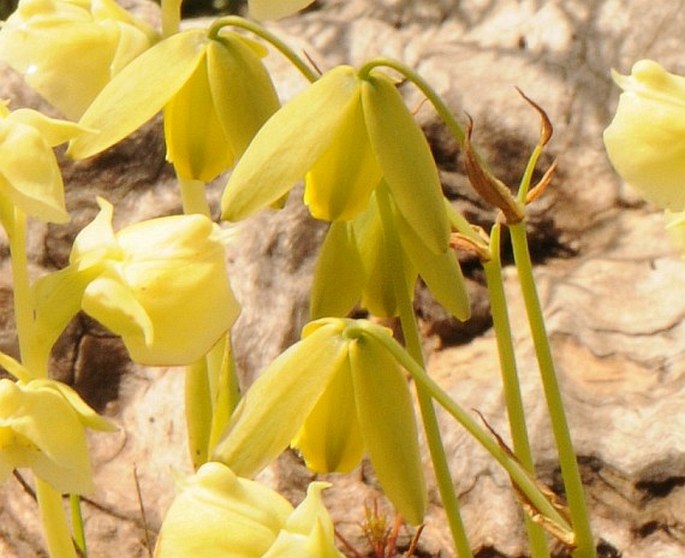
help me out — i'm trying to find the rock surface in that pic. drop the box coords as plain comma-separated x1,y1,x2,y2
2,0,685,557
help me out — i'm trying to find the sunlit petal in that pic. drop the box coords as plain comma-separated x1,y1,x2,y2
362,71,449,253
221,66,359,221
349,332,426,525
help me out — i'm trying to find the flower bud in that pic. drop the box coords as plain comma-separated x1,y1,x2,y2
604,60,685,211
153,462,341,557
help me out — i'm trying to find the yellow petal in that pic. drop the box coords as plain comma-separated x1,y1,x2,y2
0,119,69,223
304,92,382,221
221,65,360,222
164,50,234,181
361,71,449,253
68,30,207,159
207,35,280,162
0,378,94,494
354,193,416,317
154,462,292,558
604,60,685,211
6,108,88,146
396,208,471,320
82,273,154,343
212,320,348,477
291,357,364,473
248,0,316,20
349,334,426,525
310,221,365,319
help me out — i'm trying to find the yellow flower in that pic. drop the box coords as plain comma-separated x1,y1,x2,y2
0,352,114,494
0,0,157,120
604,59,685,211
153,462,341,558
311,185,470,319
68,28,279,182
221,65,450,254
213,318,426,525
33,198,240,366
248,0,316,20
0,104,85,224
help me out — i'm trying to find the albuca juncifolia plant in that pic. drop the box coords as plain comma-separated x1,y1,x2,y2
0,0,601,557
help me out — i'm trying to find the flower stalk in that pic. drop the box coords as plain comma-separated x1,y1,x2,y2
483,223,549,557
375,184,473,558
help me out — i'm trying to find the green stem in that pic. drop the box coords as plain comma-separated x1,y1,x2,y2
375,185,473,558
509,222,595,558
7,208,42,376
70,495,87,557
209,16,319,83
185,357,212,469
483,224,549,558
517,144,543,204
357,58,465,145
178,177,211,216
35,479,78,558
207,333,241,455
161,0,182,38
363,327,573,536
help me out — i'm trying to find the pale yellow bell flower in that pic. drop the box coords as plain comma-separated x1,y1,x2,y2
68,29,279,183
221,65,450,254
213,318,427,526
604,59,685,211
311,186,470,320
0,0,157,120
33,198,240,366
153,461,341,558
0,103,85,224
0,352,115,495
248,0,316,20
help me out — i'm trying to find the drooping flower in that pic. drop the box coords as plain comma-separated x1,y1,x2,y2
153,461,342,558
0,0,157,120
68,27,280,183
604,59,685,211
248,0,316,20
0,103,86,224
32,198,240,366
220,64,450,255
213,318,426,526
0,352,115,495
311,184,470,319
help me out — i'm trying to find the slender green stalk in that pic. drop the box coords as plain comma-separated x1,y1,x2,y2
362,326,573,536
178,177,211,217
7,211,81,557
185,357,212,469
375,185,473,558
70,494,87,557
483,224,549,558
357,58,465,145
161,0,182,38
35,476,78,557
207,334,241,455
509,222,595,558
209,16,319,83
7,209,41,376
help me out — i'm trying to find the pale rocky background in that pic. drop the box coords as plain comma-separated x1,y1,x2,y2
2,0,685,556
